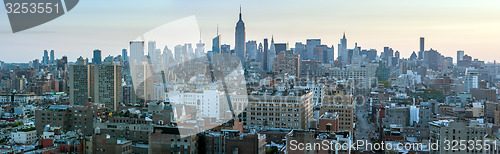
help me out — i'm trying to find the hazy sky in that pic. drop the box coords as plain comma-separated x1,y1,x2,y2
1,0,500,63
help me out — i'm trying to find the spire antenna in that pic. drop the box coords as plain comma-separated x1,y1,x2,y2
239,5,242,20
199,31,202,43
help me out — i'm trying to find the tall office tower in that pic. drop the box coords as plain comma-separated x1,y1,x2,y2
306,39,321,60
148,41,157,58
221,44,231,53
50,50,54,64
235,6,246,62
465,68,480,93
274,43,287,54
122,49,128,61
351,43,361,65
43,50,49,65
383,47,394,60
93,49,102,65
130,41,145,62
263,38,269,71
327,45,334,64
212,35,221,53
246,40,257,60
392,50,400,67
295,42,305,56
257,43,263,62
267,37,276,71
410,51,418,60
93,57,122,112
174,45,185,62
195,39,205,58
457,50,464,63
273,51,301,77
424,49,442,71
366,49,377,61
419,37,425,60
338,33,348,66
163,45,175,66
69,57,90,106
185,43,194,60
57,56,68,71
313,45,328,63
122,85,136,105
400,59,409,74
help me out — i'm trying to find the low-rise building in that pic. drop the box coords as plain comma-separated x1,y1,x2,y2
429,120,491,154
148,127,198,154
11,129,36,144
35,103,106,135
246,92,313,130
94,134,132,154
199,130,266,153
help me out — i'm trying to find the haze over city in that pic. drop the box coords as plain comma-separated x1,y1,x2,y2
3,1,500,153
1,0,500,63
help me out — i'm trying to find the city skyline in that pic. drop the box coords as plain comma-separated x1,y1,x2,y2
3,1,500,153
2,0,500,63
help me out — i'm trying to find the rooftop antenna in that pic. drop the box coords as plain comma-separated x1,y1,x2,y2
217,24,219,36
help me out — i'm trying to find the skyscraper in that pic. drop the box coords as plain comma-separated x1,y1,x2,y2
122,49,128,61
50,50,54,64
246,40,257,60
221,44,231,53
235,6,246,62
267,36,276,71
465,68,480,93
457,50,464,63
295,42,305,56
93,49,102,65
130,41,145,62
424,49,442,71
93,57,122,112
212,35,221,53
185,43,193,59
263,38,268,71
43,50,49,65
148,41,157,58
70,57,90,106
338,33,348,66
306,39,321,60
419,37,425,60
257,43,263,62
351,43,361,65
195,39,205,58
174,45,186,62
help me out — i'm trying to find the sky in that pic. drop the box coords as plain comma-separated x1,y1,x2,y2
1,0,500,63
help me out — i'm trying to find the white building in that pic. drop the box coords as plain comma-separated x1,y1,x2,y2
168,89,223,120
168,88,248,121
301,83,325,106
130,41,145,62
466,68,480,93
410,105,419,126
11,130,36,144
0,93,37,103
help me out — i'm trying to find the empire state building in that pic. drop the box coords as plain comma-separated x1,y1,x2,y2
235,6,246,62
